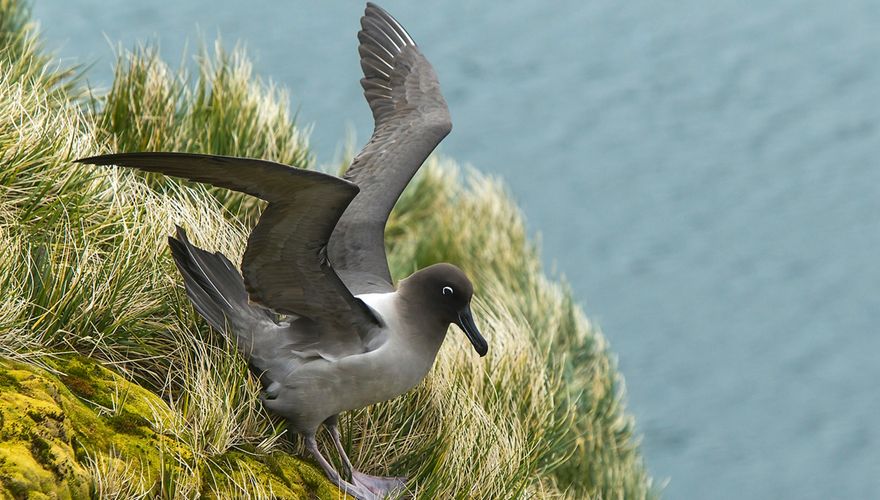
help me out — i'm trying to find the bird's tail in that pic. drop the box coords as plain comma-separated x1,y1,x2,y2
167,225,273,335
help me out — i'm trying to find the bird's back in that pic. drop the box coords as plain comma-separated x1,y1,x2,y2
166,227,379,393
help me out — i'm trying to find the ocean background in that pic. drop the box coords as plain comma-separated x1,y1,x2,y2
32,1,879,498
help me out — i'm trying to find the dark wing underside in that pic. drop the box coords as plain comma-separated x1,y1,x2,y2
328,2,452,294
76,152,377,331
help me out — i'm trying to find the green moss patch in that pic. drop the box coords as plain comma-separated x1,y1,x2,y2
0,361,92,499
0,371,21,391
104,410,150,436
0,357,341,498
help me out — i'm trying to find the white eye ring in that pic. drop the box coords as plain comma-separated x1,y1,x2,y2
442,286,454,296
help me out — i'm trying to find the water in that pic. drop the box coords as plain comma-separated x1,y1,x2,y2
32,1,880,498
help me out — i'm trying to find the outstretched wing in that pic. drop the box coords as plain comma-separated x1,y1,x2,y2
328,2,452,293
76,152,377,329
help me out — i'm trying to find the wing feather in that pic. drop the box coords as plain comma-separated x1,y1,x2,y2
328,2,452,293
77,152,377,329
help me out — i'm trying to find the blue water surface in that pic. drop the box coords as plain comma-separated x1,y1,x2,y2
32,1,880,498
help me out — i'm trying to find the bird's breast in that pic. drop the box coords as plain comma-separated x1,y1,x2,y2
339,291,445,406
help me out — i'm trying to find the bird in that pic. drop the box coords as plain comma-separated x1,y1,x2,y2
76,3,487,499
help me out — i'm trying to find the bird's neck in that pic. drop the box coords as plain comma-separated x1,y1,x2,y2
397,294,449,361
359,290,448,359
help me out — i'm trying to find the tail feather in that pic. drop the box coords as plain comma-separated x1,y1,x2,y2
168,226,272,334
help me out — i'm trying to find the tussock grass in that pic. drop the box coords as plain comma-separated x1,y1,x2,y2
93,41,311,223
85,449,151,500
155,327,284,460
0,1,656,497
202,460,276,500
0,0,77,96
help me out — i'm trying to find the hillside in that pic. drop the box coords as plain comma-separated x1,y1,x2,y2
0,1,655,497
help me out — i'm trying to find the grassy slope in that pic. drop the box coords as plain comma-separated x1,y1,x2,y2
0,1,656,498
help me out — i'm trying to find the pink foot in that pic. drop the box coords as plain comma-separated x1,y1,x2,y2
351,470,409,499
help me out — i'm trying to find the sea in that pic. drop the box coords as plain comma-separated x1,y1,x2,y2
32,1,880,498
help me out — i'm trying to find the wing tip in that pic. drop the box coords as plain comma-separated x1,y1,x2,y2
74,154,113,165
174,224,189,242
74,152,161,166
364,2,383,16
361,3,416,49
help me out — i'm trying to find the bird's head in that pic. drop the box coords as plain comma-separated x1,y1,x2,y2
400,263,487,356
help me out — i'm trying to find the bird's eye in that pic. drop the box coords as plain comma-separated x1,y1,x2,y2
442,286,454,296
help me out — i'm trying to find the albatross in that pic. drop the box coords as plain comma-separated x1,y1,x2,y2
77,3,486,499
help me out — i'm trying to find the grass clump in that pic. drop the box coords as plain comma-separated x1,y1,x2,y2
84,448,151,500
0,0,656,497
93,41,312,223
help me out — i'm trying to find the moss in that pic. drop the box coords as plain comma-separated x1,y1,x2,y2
0,357,341,498
58,374,96,399
203,451,345,500
0,371,21,391
29,435,55,472
57,358,113,408
279,454,344,500
260,452,295,490
104,410,149,436
0,360,99,498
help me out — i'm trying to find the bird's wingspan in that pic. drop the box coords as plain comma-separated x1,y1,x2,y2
76,152,379,331
328,2,452,294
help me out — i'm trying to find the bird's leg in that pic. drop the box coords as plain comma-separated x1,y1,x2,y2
303,434,376,500
326,422,356,476
326,423,409,498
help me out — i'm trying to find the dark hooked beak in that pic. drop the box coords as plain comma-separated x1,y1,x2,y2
455,304,488,357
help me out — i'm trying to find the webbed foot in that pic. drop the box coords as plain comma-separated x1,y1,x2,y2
351,471,410,499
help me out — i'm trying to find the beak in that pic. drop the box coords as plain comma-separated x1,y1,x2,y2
455,304,488,357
